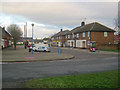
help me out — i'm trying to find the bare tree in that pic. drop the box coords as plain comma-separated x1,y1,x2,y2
7,24,23,49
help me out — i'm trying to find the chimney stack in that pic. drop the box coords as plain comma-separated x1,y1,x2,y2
2,27,5,30
81,21,85,26
60,29,63,32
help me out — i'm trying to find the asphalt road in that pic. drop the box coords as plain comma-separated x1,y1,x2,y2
2,47,118,88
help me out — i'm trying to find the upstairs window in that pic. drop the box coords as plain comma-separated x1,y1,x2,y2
59,36,60,39
76,33,79,38
88,32,90,37
52,37,54,40
83,32,85,37
72,33,74,38
68,35,70,38
66,35,68,38
61,36,62,39
104,32,108,37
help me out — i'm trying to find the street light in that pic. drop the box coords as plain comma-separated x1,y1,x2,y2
31,23,34,54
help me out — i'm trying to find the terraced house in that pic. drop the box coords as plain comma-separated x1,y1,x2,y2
51,22,115,49
51,29,69,47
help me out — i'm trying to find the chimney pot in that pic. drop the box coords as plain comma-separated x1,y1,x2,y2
61,29,63,32
81,21,85,26
2,27,5,30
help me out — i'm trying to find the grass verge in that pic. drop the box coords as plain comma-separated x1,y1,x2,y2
101,49,120,52
23,70,119,88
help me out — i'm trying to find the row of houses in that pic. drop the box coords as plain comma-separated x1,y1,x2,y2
51,22,116,49
0,26,12,49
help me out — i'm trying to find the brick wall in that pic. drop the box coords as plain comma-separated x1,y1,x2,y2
91,32,114,49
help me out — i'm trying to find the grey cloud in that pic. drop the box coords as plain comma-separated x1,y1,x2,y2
1,2,118,28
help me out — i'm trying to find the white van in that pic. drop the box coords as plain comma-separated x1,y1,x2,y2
34,46,50,52
33,44,50,52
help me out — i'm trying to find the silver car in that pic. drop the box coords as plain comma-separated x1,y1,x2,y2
34,46,50,52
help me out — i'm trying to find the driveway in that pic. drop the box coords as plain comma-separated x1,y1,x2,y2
2,47,118,88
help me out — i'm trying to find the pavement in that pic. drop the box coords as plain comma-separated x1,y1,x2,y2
2,46,74,62
2,46,118,88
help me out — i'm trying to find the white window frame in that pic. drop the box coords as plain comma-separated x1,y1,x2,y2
66,35,68,39
59,36,60,39
77,33,79,38
61,36,62,39
88,32,90,37
68,35,70,38
104,32,108,37
83,32,85,37
72,33,74,38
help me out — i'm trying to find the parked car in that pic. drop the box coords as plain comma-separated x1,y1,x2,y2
34,46,50,52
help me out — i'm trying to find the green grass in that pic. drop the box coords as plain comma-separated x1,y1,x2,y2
101,49,120,52
23,70,119,88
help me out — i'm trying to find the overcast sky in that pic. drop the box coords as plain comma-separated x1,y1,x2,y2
0,0,118,39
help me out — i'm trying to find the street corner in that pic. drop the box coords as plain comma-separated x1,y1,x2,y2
2,49,75,62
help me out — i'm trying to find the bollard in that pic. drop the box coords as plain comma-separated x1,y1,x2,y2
58,49,59,54
60,49,62,54
98,48,100,53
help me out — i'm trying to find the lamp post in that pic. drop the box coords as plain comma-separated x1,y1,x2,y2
31,23,34,54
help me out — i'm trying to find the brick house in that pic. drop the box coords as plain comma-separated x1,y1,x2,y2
51,31,61,46
51,22,115,49
70,22,115,49
51,29,69,47
0,26,12,49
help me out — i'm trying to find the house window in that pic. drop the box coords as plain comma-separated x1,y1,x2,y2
83,32,85,37
61,36,62,39
88,32,90,37
68,35,70,38
66,35,68,38
104,32,108,37
77,33,79,38
59,36,60,39
72,33,74,38
52,37,54,40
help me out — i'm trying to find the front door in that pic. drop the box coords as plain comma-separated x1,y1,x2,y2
82,41,85,48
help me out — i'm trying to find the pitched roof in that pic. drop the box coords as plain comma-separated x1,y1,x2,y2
56,30,70,36
0,26,11,39
72,22,115,33
51,32,61,38
51,30,70,37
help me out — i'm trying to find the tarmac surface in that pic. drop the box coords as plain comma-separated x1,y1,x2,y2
2,46,118,88
2,46,74,62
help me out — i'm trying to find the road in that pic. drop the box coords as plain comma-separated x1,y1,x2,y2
2,47,118,88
